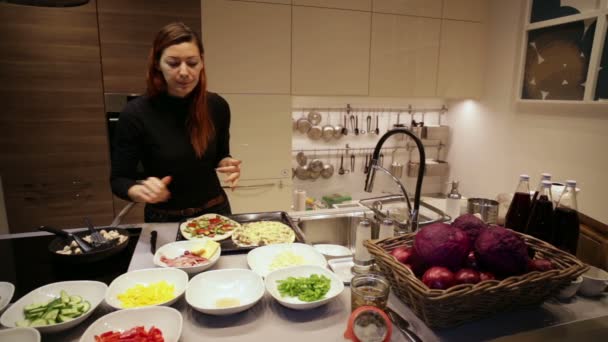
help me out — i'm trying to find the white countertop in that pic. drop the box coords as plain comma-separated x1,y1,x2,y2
3,218,608,341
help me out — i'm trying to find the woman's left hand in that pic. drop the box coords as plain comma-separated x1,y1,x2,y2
216,157,242,190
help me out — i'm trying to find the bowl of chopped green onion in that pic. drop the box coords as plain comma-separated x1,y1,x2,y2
265,265,344,310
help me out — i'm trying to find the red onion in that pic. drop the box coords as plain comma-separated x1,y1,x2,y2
528,259,554,272
390,246,414,264
422,267,455,290
454,268,481,285
479,272,496,281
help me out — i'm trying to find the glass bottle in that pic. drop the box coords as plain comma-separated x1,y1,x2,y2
525,180,554,243
553,180,580,255
505,174,532,233
531,173,552,208
378,218,395,240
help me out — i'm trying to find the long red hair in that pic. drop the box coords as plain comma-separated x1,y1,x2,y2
146,22,214,158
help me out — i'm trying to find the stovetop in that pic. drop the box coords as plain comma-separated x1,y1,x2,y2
0,228,142,301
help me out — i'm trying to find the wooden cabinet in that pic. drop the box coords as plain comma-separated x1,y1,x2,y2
292,6,371,95
202,0,291,94
97,0,200,94
369,13,441,97
578,224,608,271
436,20,485,99
0,0,113,232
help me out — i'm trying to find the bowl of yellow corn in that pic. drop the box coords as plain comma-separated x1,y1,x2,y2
105,268,188,310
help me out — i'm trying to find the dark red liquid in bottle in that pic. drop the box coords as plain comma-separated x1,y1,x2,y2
525,195,554,243
505,192,531,233
552,207,580,255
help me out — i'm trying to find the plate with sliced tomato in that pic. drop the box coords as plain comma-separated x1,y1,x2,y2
179,214,241,241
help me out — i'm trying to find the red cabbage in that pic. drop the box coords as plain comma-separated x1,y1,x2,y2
451,214,487,247
414,223,470,270
474,227,530,277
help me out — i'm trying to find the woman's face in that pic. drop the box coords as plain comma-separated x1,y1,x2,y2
158,41,203,98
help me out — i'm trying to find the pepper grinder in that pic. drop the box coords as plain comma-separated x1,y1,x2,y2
446,181,462,221
353,219,373,274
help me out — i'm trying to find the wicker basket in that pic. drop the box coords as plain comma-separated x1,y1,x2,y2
365,230,588,328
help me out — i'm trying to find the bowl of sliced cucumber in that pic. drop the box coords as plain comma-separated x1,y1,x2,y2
0,280,107,334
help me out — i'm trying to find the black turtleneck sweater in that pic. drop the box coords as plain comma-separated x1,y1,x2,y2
110,92,231,209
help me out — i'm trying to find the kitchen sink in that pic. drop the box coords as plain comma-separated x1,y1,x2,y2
292,210,371,249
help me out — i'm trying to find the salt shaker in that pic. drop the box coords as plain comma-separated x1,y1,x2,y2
446,181,462,220
353,219,373,274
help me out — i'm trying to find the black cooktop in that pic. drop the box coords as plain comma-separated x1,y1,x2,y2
0,228,142,302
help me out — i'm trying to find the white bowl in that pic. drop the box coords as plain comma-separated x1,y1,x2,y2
0,281,106,334
556,276,583,300
247,243,328,278
153,239,221,274
265,265,344,310
0,327,40,342
578,266,608,297
186,269,265,315
79,306,182,342
106,268,188,310
0,281,15,313
313,244,352,258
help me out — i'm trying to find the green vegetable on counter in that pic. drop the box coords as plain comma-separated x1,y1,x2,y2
276,274,331,302
15,290,90,327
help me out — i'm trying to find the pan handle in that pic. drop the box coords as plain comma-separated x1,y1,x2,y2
39,225,70,238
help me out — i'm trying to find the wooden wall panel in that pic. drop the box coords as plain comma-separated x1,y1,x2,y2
97,0,201,94
0,0,114,232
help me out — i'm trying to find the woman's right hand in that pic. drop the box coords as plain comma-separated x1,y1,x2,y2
128,176,172,204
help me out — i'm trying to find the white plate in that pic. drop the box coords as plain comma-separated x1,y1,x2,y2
79,306,182,342
313,244,352,258
179,214,241,241
247,243,327,278
0,281,106,334
186,269,265,315
328,257,355,284
153,239,221,274
0,281,15,313
0,327,40,342
105,268,188,310
265,265,344,310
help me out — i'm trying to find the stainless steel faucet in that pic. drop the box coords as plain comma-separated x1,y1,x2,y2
364,128,426,232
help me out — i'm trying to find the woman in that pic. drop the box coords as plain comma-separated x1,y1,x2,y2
110,22,241,222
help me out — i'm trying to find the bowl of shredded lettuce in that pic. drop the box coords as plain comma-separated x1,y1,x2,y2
265,265,344,310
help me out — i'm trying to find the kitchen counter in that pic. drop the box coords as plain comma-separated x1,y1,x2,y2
2,220,608,341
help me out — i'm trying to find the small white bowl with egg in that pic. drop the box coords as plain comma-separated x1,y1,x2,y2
247,243,327,278
79,306,182,342
265,265,344,310
153,239,221,274
186,269,265,315
105,268,188,310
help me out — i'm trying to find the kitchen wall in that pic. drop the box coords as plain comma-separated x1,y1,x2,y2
447,0,608,223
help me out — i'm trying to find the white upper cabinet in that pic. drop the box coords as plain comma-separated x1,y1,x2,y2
436,20,485,99
225,178,293,214
292,6,371,95
202,0,291,94
370,13,441,97
221,94,292,180
373,0,442,18
442,0,487,22
293,0,371,11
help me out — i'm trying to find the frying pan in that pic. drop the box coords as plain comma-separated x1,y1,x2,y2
40,225,131,264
